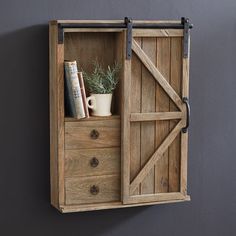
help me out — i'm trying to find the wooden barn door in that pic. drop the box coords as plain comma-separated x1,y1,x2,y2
122,28,190,204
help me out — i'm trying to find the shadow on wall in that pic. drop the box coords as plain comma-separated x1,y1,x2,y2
0,25,51,218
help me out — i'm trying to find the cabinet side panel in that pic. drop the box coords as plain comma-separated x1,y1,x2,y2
57,43,65,205
49,23,59,209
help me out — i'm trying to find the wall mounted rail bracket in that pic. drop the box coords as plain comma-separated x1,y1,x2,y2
125,17,133,60
182,17,190,58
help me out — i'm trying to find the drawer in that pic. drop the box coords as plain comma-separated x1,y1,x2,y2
65,175,120,205
65,119,120,149
65,148,120,177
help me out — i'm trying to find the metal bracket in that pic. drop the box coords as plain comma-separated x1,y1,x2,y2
58,24,64,44
125,17,133,60
182,97,190,133
182,17,190,58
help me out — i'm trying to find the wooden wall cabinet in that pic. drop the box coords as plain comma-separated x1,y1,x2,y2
49,19,191,213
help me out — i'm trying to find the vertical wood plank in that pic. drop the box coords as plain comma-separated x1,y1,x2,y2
140,38,156,194
130,38,142,195
121,30,131,203
114,33,124,115
155,38,171,193
50,23,65,208
169,37,182,192
57,43,65,205
180,36,190,195
49,23,59,209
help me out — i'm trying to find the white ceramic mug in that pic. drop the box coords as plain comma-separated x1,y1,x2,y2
86,94,112,116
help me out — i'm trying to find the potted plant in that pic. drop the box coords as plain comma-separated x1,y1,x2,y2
83,61,120,116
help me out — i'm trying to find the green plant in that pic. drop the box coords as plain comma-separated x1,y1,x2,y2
83,61,120,94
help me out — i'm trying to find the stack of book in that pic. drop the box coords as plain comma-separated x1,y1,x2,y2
64,60,89,119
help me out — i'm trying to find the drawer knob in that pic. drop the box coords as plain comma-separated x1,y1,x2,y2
90,185,99,195
90,157,99,167
90,129,99,139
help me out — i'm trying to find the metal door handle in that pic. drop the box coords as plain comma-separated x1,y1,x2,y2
182,97,190,133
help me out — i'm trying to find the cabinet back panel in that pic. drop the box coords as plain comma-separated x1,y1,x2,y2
64,31,123,116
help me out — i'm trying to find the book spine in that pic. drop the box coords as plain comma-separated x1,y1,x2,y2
64,61,86,119
64,67,76,117
78,72,90,118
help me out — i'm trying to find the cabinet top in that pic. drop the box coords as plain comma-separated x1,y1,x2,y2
50,20,181,25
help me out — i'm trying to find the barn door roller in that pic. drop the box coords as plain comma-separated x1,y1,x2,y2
125,17,133,59
182,17,190,58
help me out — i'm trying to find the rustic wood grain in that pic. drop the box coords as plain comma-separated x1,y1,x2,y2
180,42,190,195
130,37,142,195
130,120,184,194
121,30,131,203
65,175,120,204
65,119,120,149
64,32,116,73
132,39,183,111
133,29,183,37
130,112,183,122
155,37,171,193
60,195,190,213
49,23,59,209
65,148,120,177
140,37,156,195
169,37,182,192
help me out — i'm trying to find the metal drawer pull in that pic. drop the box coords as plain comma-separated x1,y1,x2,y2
90,129,99,139
182,97,190,133
90,157,99,167
90,185,99,195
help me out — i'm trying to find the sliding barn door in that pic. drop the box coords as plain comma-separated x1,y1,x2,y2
122,28,189,204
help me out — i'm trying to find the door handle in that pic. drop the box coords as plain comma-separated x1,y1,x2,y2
182,97,190,133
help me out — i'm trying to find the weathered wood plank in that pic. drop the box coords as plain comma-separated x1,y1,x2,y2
57,43,65,206
126,192,186,204
180,42,190,195
130,120,184,194
130,37,142,195
133,29,183,37
60,195,190,213
155,37,171,193
65,148,120,177
65,175,120,204
130,112,183,122
65,119,120,149
169,37,182,192
132,39,183,110
49,23,59,209
140,37,156,195
121,30,132,203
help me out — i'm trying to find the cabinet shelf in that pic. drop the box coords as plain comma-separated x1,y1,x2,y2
65,115,120,122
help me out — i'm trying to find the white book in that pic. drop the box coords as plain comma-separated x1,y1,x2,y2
64,60,86,119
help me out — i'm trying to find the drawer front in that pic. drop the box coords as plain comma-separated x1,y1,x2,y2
65,148,120,177
65,175,120,204
65,119,120,149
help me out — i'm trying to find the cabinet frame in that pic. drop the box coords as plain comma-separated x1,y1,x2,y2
49,19,191,213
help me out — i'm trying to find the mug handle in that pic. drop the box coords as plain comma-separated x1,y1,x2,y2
86,96,96,109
